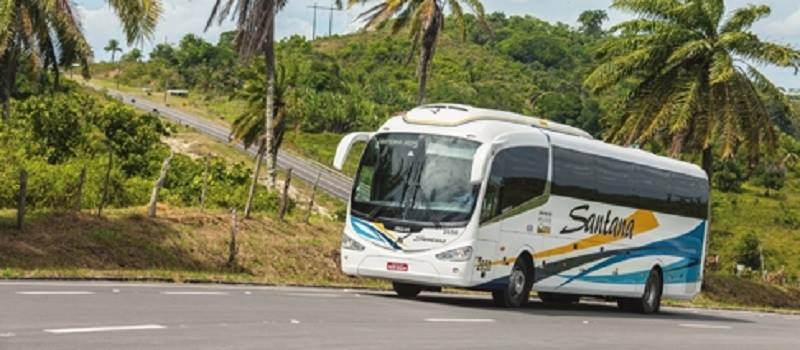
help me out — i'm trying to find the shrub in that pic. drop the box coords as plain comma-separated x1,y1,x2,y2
714,159,746,192
736,233,763,271
756,163,786,196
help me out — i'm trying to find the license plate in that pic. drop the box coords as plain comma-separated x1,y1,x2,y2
387,262,408,272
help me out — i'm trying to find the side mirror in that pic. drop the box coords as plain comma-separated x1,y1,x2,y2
333,132,373,170
470,143,493,185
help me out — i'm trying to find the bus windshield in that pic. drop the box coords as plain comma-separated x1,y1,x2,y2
351,133,480,226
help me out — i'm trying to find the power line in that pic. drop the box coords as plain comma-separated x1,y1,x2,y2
308,1,341,40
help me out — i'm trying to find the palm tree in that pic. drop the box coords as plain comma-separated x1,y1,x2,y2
0,0,162,120
585,0,800,178
105,39,123,88
206,0,287,217
346,0,489,105
230,62,296,217
105,39,123,63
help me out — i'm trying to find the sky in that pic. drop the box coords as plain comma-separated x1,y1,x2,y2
76,0,800,88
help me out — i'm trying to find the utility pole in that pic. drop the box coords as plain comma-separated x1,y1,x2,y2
328,0,335,36
310,2,317,40
308,2,341,39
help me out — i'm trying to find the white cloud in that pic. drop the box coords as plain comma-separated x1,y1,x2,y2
764,5,800,39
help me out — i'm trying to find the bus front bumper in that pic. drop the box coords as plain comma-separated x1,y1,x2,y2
341,250,475,288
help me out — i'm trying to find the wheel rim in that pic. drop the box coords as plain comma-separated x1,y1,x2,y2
510,268,526,296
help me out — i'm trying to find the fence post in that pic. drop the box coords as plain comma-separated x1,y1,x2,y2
17,169,27,231
227,208,238,269
97,150,113,217
200,157,209,211
304,171,321,223
278,168,293,221
74,166,86,212
147,151,175,218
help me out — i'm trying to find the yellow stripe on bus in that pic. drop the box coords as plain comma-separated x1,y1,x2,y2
533,210,659,260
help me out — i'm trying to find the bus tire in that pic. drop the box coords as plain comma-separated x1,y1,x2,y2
392,282,422,299
491,257,533,308
617,267,663,314
538,292,580,305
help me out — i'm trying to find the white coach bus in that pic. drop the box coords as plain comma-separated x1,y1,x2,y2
333,104,709,314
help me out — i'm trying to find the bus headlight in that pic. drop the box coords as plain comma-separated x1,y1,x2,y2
435,246,473,262
342,234,365,251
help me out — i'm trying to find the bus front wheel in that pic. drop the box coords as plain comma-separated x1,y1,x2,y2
492,257,533,308
617,267,663,314
392,282,422,299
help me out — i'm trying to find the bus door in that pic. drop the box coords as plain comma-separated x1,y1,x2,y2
475,134,554,285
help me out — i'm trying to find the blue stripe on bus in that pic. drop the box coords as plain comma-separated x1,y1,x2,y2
474,222,705,290
556,222,705,286
350,217,402,250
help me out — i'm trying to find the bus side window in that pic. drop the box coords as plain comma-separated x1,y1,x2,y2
480,147,548,223
480,174,502,223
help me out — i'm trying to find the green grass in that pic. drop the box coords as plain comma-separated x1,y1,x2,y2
709,179,800,277
0,207,383,288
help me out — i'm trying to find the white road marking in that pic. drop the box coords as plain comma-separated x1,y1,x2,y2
783,316,800,320
287,293,341,298
0,332,15,337
160,291,228,295
424,318,496,323
244,291,252,295
679,323,732,330
16,291,95,295
290,319,301,324
44,324,166,334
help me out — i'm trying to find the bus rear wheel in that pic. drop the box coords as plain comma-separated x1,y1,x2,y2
392,282,422,299
492,257,533,308
617,268,662,314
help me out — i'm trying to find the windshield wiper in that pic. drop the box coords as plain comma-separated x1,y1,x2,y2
409,181,442,228
367,205,388,221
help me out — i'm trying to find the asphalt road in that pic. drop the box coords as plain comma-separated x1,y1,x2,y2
1,281,798,349
92,84,354,200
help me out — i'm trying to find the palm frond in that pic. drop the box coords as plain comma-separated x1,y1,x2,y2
611,0,682,21
702,0,725,31
447,0,465,40
726,32,800,71
0,0,16,53
720,4,770,33
106,0,163,44
708,51,734,85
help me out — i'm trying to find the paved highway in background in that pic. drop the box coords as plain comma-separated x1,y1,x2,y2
89,84,354,200
1,281,798,349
